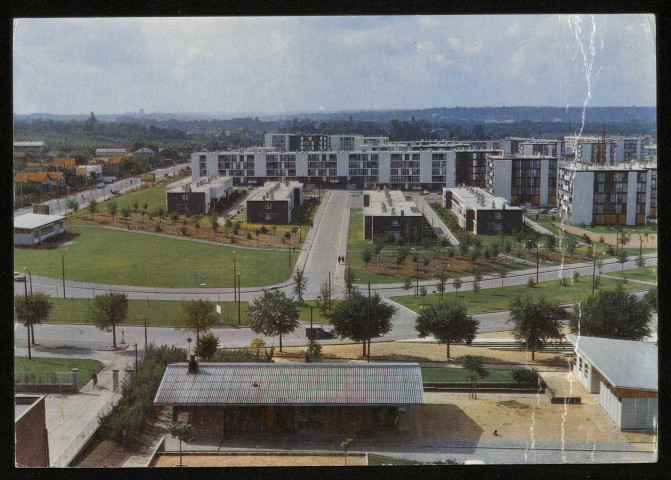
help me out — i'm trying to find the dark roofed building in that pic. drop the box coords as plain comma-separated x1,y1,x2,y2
154,362,424,437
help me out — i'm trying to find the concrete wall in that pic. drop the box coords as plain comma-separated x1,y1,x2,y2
247,200,290,224
570,171,594,226
15,396,49,467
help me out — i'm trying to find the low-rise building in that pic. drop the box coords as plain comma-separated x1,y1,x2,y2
14,213,66,246
14,141,46,155
246,181,303,224
14,172,66,194
557,162,656,225
15,395,49,467
153,361,424,437
363,190,424,242
566,335,657,431
443,187,523,235
52,157,76,170
95,148,127,157
76,165,103,180
166,176,233,214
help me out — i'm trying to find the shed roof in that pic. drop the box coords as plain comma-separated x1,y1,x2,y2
14,213,65,230
14,172,64,183
154,363,425,407
566,335,657,392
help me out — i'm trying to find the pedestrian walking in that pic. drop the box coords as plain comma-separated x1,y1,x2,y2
92,372,98,390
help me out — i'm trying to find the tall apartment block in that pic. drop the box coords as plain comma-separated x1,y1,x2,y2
485,155,558,207
557,162,657,226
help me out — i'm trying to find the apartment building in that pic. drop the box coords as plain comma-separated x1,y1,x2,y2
362,190,424,243
166,176,233,214
486,155,558,207
443,187,523,235
557,161,657,226
246,181,304,224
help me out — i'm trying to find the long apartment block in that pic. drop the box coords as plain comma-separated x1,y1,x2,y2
557,162,657,226
485,154,558,208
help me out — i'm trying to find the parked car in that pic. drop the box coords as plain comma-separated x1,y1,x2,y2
103,179,114,184
14,272,27,282
111,189,120,195
548,208,558,215
95,183,105,188
305,326,335,339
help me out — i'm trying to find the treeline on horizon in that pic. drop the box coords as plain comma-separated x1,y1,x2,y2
14,107,657,154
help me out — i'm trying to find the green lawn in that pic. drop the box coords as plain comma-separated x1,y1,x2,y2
346,209,370,251
606,266,657,283
41,297,252,327
391,275,645,314
91,186,169,214
14,226,297,287
15,357,105,389
296,299,337,325
421,367,514,383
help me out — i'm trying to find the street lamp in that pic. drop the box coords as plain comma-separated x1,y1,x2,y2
187,338,192,358
61,248,68,299
22,278,32,360
440,263,451,302
237,273,241,326
24,267,32,295
233,251,236,303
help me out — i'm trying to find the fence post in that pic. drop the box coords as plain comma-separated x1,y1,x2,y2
113,369,119,392
72,368,79,393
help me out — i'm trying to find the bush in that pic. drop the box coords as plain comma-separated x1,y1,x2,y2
260,225,269,235
154,224,162,232
180,226,188,235
232,222,241,235
512,367,538,383
211,347,274,362
246,232,252,240
527,276,536,287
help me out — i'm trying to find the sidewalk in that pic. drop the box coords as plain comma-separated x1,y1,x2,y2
45,355,132,466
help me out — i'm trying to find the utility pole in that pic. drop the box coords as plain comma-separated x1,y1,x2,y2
310,305,314,342
23,280,31,360
144,317,148,350
536,243,540,284
328,272,331,309
233,252,236,303
367,282,371,363
134,343,138,373
238,273,241,326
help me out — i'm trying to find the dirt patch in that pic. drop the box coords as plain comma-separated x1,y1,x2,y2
622,430,658,452
553,224,657,248
421,392,629,444
152,453,366,467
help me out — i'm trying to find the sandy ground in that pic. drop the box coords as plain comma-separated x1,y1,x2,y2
152,453,366,467
420,391,629,444
553,224,657,248
278,332,570,366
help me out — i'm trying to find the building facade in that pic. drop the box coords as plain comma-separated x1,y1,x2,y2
15,395,49,467
166,176,233,214
362,190,424,242
246,181,304,224
557,162,656,225
14,214,66,246
443,187,523,235
486,155,558,207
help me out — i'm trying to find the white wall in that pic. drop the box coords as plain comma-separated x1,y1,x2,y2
599,381,623,429
621,397,658,430
570,172,594,225
419,152,432,184
378,152,391,184
491,159,512,200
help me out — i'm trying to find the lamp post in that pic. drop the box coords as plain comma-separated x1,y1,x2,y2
536,242,540,284
309,304,314,342
134,343,138,373
25,267,32,295
233,251,236,303
23,279,31,360
61,248,67,299
440,263,451,302
237,273,241,326
367,282,371,363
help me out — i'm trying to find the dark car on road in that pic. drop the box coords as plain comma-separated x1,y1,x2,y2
305,326,335,339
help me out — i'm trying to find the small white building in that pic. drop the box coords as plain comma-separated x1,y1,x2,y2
566,335,657,431
14,214,66,246
76,164,103,180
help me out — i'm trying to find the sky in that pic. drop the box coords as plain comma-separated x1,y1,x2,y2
12,15,657,115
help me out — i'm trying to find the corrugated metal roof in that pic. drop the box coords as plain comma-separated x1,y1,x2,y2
566,335,657,392
14,213,65,229
154,363,425,407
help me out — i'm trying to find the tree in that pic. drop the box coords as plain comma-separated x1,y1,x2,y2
636,255,645,269
330,291,395,356
154,207,165,224
616,250,628,274
210,215,219,233
619,231,631,252
498,270,507,289
416,303,478,359
341,438,354,466
361,247,373,267
507,295,564,361
90,292,128,348
67,198,79,217
87,198,98,219
121,208,131,225
194,332,219,360
472,273,482,303
169,211,179,227
344,266,357,298
305,338,323,363
141,203,148,224
569,286,653,340
572,270,580,284
642,287,657,313
403,277,414,291
462,355,489,399
292,269,308,304
545,234,556,252
107,201,118,222
249,290,299,352
14,293,53,345
169,421,194,467
181,299,217,342
453,277,463,303
316,279,332,312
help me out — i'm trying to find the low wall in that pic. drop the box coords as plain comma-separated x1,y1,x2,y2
424,381,545,393
15,383,78,394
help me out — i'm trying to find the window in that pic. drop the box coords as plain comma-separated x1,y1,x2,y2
494,212,502,219
392,219,399,226
265,203,272,210
177,412,192,423
182,194,189,201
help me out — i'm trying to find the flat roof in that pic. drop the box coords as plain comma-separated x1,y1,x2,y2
14,141,45,147
154,363,425,407
14,213,65,230
445,187,520,211
566,335,657,392
247,181,302,203
169,176,232,194
363,190,421,217
558,161,656,172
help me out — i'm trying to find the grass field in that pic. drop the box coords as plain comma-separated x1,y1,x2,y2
41,297,252,327
14,226,297,287
421,366,515,383
391,275,645,314
15,357,105,389
606,266,657,283
346,209,369,251
95,186,169,214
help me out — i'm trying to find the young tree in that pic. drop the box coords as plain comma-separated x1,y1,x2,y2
415,303,479,359
498,270,507,289
304,338,324,363
507,295,564,361
292,269,308,304
169,421,194,467
107,201,118,222
14,293,53,345
316,279,332,312
90,292,128,348
121,208,131,225
452,277,463,303
569,286,653,340
194,332,220,360
170,211,179,227
329,291,395,357
66,198,79,217
572,270,580,284
181,299,217,342
616,250,628,274
472,272,483,303
341,438,354,466
142,202,148,224
87,198,98,219
462,355,490,399
344,266,357,298
361,247,373,268
636,255,645,269
249,290,299,352
403,277,414,291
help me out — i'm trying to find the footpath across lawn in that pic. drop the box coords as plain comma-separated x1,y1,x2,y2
391,275,645,314
15,357,104,389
